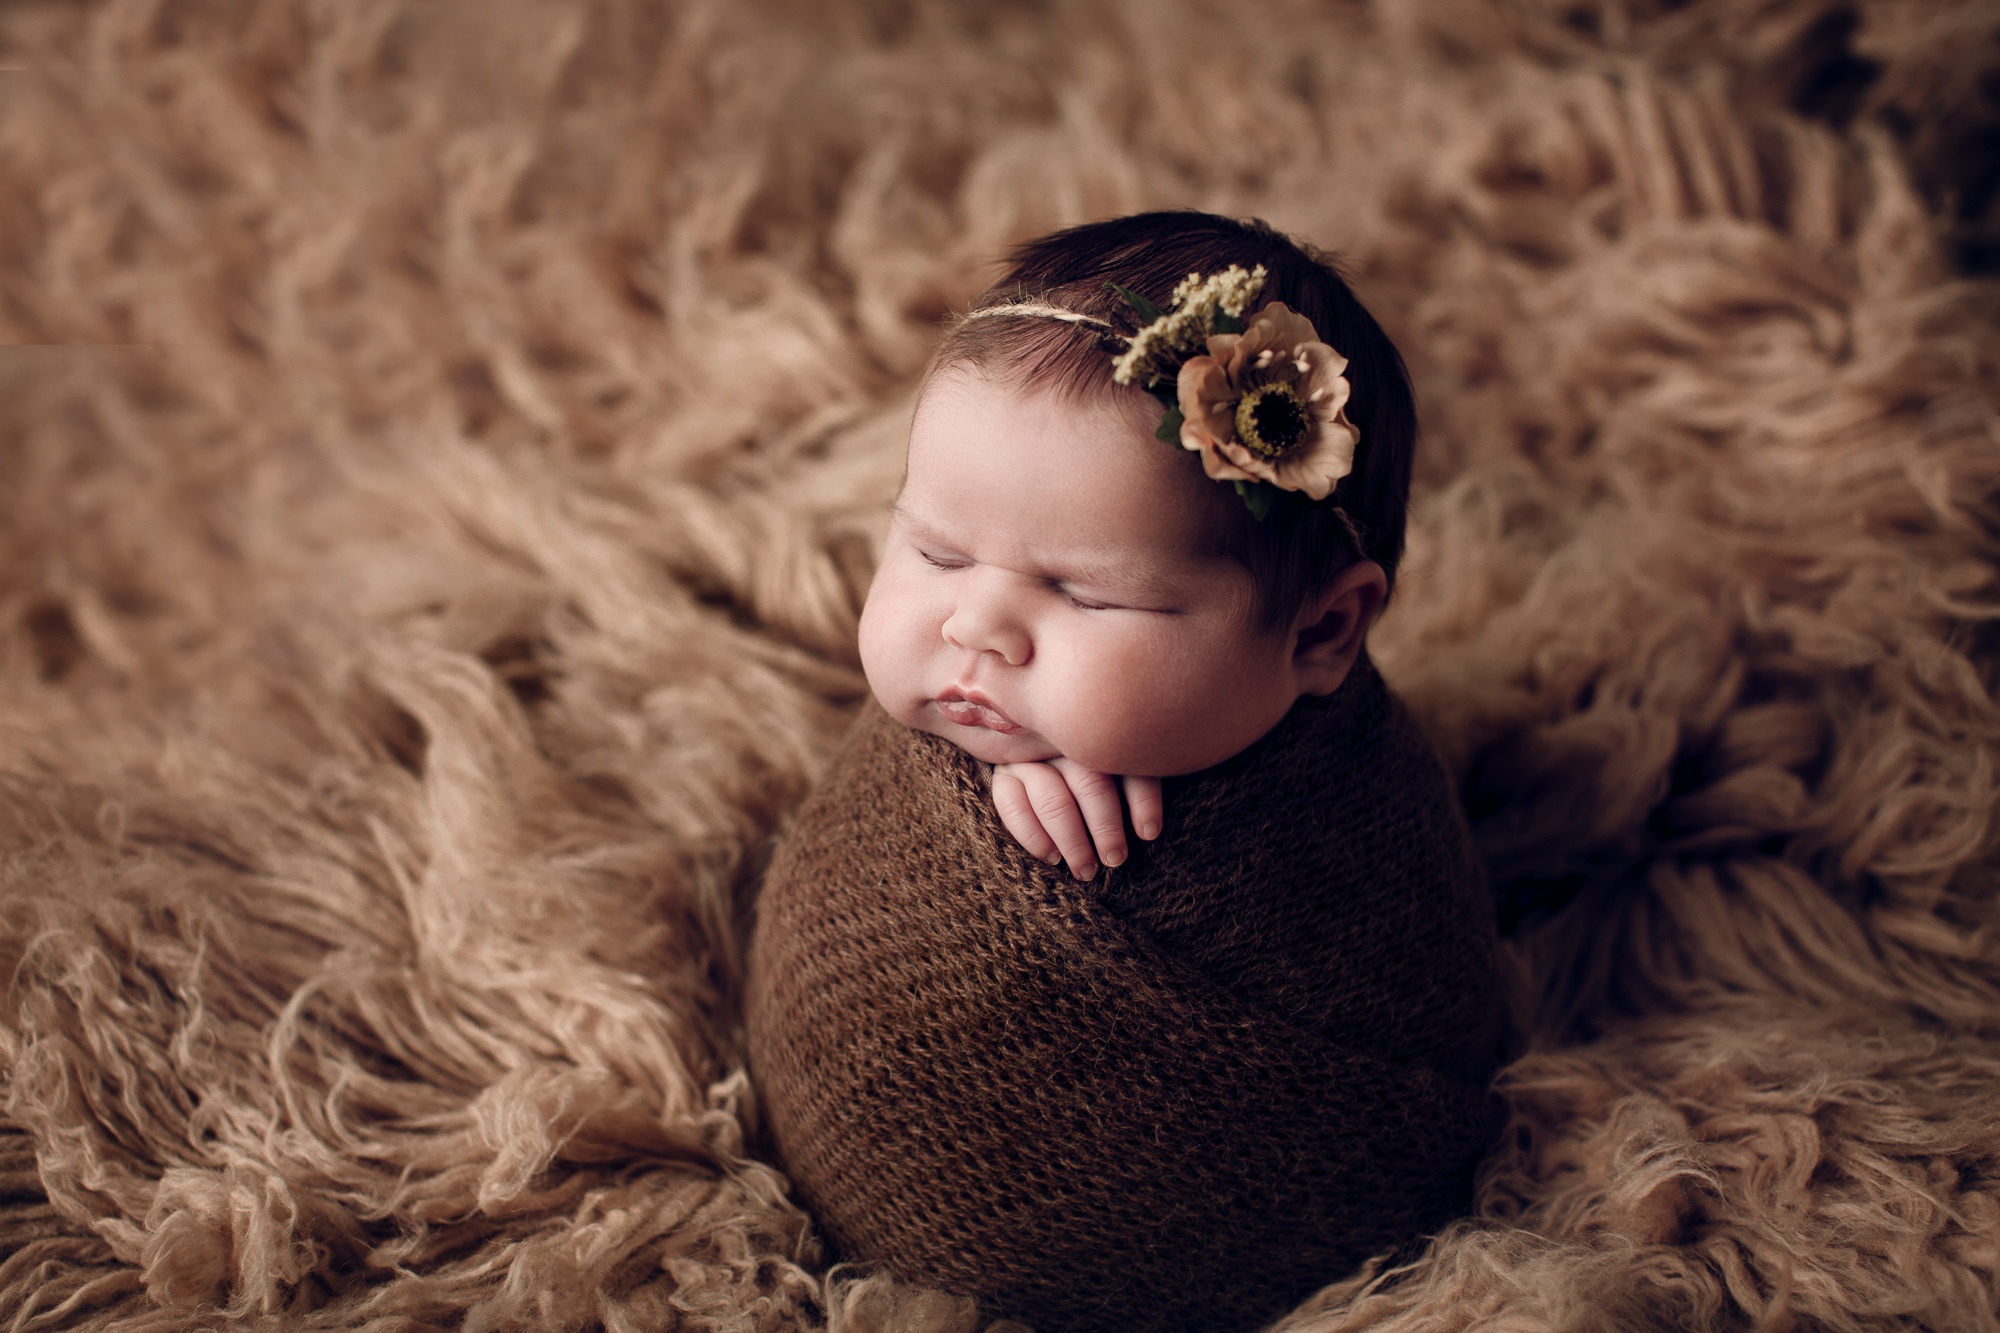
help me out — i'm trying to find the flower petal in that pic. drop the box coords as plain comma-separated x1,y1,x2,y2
1176,357,1240,450
1195,440,1262,485
1202,331,1244,367
1247,302,1317,351
1211,436,1282,488
1294,344,1352,413
1271,412,1358,500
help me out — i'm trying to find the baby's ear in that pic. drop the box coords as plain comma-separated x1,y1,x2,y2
1292,560,1387,695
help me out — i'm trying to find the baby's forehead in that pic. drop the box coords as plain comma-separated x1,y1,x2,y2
900,405,1242,602
898,486,1217,566
915,357,1148,425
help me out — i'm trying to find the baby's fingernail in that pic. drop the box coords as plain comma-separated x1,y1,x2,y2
1043,849,1063,865
1073,862,1098,880
1105,850,1125,868
1138,821,1160,840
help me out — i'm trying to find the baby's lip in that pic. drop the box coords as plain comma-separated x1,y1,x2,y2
935,687,1022,734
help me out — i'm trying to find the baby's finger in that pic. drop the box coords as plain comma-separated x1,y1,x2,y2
1054,761,1129,868
1015,763,1099,880
991,767,1062,867
1123,775,1164,841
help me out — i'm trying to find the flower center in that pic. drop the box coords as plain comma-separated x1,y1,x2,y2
1234,383,1312,459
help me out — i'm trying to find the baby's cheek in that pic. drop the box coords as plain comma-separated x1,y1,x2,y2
860,580,916,700
1061,628,1274,776
857,578,920,712
1048,637,1188,771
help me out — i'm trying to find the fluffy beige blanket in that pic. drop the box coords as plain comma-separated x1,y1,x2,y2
2,2,1997,1330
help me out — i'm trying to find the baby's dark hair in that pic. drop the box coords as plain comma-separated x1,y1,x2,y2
929,211,1417,632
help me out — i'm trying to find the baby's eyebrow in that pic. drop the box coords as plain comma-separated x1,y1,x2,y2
890,503,959,550
894,502,1186,607
1047,553,1184,602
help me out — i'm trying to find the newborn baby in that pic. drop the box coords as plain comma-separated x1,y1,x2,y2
746,212,1505,1333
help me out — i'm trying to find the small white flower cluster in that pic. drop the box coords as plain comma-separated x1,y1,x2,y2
1111,264,1268,391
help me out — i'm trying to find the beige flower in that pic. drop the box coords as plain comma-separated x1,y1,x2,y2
1174,302,1358,501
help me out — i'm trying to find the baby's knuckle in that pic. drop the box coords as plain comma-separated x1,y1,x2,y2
1032,792,1077,822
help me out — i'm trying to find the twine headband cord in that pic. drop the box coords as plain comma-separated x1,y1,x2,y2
958,302,1120,333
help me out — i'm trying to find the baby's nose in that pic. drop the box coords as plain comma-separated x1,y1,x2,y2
941,575,1031,667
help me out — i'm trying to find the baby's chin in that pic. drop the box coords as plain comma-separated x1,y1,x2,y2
877,702,1042,765
876,687,1141,770
917,719,1172,776
912,715,1062,767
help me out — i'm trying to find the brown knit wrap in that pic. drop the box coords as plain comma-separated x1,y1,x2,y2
745,658,1505,1333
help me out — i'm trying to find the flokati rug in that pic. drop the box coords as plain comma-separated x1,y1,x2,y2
3,1,1999,1329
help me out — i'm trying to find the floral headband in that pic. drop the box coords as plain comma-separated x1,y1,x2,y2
962,265,1358,521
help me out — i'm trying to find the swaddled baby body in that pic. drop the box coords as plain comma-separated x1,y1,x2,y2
746,213,1505,1333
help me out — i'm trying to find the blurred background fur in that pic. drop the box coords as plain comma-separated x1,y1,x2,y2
2,0,1999,1328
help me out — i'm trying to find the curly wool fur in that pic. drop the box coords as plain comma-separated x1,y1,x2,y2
1,1,1997,1330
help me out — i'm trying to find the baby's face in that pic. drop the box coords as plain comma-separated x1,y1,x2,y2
858,366,1308,777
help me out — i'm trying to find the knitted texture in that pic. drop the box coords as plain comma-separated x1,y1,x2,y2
745,658,1504,1333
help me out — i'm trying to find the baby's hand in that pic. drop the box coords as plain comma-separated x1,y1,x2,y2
990,758,1163,881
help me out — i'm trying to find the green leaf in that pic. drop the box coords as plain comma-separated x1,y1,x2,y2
1106,281,1165,324
1213,311,1245,335
1154,406,1185,444
1235,480,1274,521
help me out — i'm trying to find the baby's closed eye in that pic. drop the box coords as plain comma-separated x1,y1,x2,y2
1057,586,1116,611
